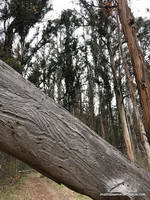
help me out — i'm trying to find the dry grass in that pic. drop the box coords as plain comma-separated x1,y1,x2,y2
0,173,91,200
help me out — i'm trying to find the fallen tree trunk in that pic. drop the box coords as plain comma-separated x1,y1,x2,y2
0,60,150,200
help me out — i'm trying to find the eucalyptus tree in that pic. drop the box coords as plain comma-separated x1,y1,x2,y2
136,17,150,73
0,0,51,73
56,9,82,113
77,0,114,140
120,16,150,165
118,0,150,144
27,9,85,117
77,0,136,160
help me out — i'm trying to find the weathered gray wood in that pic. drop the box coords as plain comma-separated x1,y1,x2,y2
100,193,146,200
0,60,150,200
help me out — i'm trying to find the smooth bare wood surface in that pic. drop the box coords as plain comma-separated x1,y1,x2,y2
100,193,146,200
0,60,150,200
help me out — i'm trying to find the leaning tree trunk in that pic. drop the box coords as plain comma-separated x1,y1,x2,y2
118,0,150,143
0,60,150,200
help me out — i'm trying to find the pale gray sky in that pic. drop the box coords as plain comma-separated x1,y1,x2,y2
52,0,73,14
130,0,150,17
52,0,150,18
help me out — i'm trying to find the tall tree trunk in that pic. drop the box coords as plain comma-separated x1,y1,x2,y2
109,51,135,161
4,19,16,57
87,69,95,130
0,60,150,200
123,59,150,166
117,17,150,165
108,101,116,146
118,0,150,143
98,87,106,139
116,89,135,162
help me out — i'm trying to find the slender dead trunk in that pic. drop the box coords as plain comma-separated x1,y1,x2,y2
108,102,116,146
117,92,135,162
139,119,150,167
0,60,150,199
120,102,135,161
118,0,150,143
87,73,95,130
98,86,106,139
123,60,150,166
109,50,135,161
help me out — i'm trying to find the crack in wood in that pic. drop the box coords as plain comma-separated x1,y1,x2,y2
109,181,125,192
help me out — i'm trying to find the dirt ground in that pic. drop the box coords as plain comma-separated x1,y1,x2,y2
0,173,91,200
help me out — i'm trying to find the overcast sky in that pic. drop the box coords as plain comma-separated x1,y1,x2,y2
52,0,150,18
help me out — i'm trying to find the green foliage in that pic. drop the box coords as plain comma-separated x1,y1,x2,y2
0,0,52,75
9,0,51,40
136,17,150,78
0,45,23,73
28,67,41,87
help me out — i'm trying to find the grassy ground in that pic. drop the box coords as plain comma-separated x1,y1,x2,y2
0,173,91,200
0,176,28,200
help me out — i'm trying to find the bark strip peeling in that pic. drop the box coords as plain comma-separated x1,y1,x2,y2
118,0,150,143
0,60,150,200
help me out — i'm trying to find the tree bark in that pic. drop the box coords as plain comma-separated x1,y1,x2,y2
118,0,150,143
123,59,150,166
0,60,150,200
108,49,135,162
